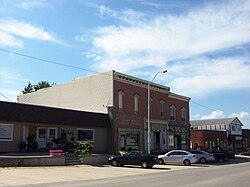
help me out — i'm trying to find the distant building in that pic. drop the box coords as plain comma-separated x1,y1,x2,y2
18,71,191,153
191,118,243,152
190,130,227,150
242,129,250,151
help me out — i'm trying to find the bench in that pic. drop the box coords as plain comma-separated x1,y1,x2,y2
49,150,64,157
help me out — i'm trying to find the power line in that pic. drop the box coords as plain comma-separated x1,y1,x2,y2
0,48,109,75
0,92,12,101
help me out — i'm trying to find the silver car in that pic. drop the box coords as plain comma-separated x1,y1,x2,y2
158,150,198,166
189,150,215,164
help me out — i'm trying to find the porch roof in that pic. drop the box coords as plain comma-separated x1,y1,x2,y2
0,101,111,128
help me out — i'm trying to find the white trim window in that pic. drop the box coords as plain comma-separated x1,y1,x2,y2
47,128,58,140
118,90,124,110
0,123,13,141
181,107,186,122
77,129,95,142
134,93,139,113
170,105,176,121
160,100,164,117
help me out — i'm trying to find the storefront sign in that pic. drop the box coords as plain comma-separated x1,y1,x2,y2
0,124,13,141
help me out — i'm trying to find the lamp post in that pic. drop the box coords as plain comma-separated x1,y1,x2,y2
147,70,167,154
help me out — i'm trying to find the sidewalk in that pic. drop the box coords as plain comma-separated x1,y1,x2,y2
0,164,192,186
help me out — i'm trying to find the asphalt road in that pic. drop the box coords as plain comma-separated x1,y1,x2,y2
18,158,250,187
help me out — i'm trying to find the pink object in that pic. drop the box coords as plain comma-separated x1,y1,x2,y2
49,150,64,156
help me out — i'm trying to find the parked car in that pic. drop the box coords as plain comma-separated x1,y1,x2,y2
108,151,158,168
206,149,235,162
189,150,215,164
158,150,198,166
239,151,250,156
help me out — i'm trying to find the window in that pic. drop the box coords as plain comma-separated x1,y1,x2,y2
170,105,176,120
77,129,94,142
126,134,139,146
181,107,186,121
134,94,139,113
160,100,164,116
232,125,235,131
118,90,124,110
48,128,57,140
0,124,13,141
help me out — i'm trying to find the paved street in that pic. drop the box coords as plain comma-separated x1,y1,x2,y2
0,156,249,187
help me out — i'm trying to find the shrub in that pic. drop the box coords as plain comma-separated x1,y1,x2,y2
75,142,94,156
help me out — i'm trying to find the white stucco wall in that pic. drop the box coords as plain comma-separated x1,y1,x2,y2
18,71,114,113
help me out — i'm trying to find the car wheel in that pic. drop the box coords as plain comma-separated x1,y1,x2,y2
141,161,149,168
183,159,191,166
224,157,229,162
158,159,165,165
111,160,119,167
200,157,207,164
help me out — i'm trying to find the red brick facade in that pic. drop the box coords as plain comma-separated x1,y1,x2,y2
190,130,227,150
113,76,190,152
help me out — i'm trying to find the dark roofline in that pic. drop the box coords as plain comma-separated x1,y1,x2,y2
0,101,111,128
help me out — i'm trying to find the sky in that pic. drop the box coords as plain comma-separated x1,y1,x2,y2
0,0,250,128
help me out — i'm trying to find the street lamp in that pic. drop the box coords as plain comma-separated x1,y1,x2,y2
147,70,167,154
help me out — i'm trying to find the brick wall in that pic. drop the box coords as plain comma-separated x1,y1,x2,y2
190,130,227,150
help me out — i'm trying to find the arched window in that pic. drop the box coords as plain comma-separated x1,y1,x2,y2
181,107,186,121
118,90,124,110
169,105,176,121
134,94,139,113
160,100,164,116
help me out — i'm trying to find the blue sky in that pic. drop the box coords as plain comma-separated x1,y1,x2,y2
0,0,250,128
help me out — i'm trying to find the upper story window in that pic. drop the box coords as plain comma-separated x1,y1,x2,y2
181,107,186,121
118,90,124,110
160,100,164,116
134,94,139,113
170,105,176,121
232,125,235,131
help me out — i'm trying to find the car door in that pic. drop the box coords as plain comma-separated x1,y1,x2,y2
164,151,177,163
174,151,186,164
122,152,138,165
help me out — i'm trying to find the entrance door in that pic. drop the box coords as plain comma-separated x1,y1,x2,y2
37,127,47,148
174,135,181,149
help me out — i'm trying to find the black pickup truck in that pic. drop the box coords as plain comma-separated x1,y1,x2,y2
206,149,235,162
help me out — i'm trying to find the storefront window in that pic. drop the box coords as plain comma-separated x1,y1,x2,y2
0,123,13,141
77,129,94,142
126,134,138,146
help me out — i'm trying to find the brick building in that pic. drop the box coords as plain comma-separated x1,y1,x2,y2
191,118,243,152
190,130,227,150
18,71,191,153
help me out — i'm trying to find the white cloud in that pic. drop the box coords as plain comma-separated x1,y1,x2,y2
197,110,250,121
17,0,49,10
84,0,250,97
229,111,250,119
97,5,145,24
0,19,62,47
168,57,250,97
0,70,26,83
201,110,225,119
0,89,20,102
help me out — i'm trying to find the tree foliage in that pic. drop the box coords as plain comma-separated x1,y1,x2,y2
22,81,55,94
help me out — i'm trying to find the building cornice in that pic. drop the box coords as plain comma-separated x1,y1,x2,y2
169,92,191,102
113,71,170,94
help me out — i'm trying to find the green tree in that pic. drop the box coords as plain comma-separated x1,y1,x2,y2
34,81,54,91
22,81,55,94
22,82,34,94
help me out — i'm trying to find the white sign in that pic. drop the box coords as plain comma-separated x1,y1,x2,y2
0,124,13,141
